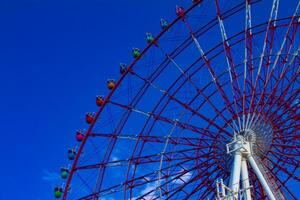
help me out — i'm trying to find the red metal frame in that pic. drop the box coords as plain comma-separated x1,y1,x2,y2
61,1,299,199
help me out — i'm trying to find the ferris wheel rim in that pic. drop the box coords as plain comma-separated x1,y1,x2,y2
61,0,300,199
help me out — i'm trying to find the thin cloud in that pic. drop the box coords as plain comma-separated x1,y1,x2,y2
132,183,158,200
172,171,192,185
42,169,60,182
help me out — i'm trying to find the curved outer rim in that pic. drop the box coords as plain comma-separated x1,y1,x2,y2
62,1,204,198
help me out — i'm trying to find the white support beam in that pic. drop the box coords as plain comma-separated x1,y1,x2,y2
229,149,242,198
241,158,252,200
248,156,276,200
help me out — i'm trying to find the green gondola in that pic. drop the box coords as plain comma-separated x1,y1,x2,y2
132,48,140,58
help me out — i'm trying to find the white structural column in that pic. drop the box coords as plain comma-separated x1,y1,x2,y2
222,135,277,200
248,155,276,200
241,158,252,200
229,148,242,198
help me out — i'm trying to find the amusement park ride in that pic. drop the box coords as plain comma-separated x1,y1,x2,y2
54,0,299,199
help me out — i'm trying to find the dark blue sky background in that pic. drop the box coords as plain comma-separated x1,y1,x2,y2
0,0,183,199
0,0,298,199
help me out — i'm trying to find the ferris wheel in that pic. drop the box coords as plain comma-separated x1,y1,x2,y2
54,0,300,199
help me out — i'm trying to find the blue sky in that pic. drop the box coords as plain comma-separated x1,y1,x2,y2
0,0,299,199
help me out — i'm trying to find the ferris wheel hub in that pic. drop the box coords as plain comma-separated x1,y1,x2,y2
238,129,256,143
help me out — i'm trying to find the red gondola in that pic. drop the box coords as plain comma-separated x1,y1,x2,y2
85,113,94,124
76,130,85,142
176,6,185,18
96,95,104,106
